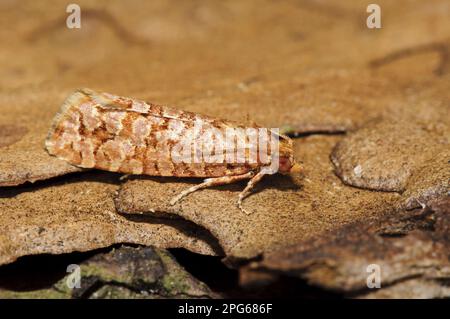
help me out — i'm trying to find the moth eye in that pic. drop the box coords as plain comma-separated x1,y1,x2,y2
278,157,292,172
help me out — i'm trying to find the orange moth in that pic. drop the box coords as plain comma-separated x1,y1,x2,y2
46,89,301,214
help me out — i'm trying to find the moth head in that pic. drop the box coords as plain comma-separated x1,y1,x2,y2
277,134,302,174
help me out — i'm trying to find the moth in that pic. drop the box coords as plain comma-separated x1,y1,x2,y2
45,88,301,214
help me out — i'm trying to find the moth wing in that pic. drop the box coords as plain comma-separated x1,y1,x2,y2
79,88,151,114
199,120,266,166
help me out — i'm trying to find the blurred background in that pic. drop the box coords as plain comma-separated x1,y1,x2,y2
1,0,449,101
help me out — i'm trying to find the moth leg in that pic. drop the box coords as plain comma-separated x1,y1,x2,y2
170,172,254,206
119,174,130,181
237,170,266,215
